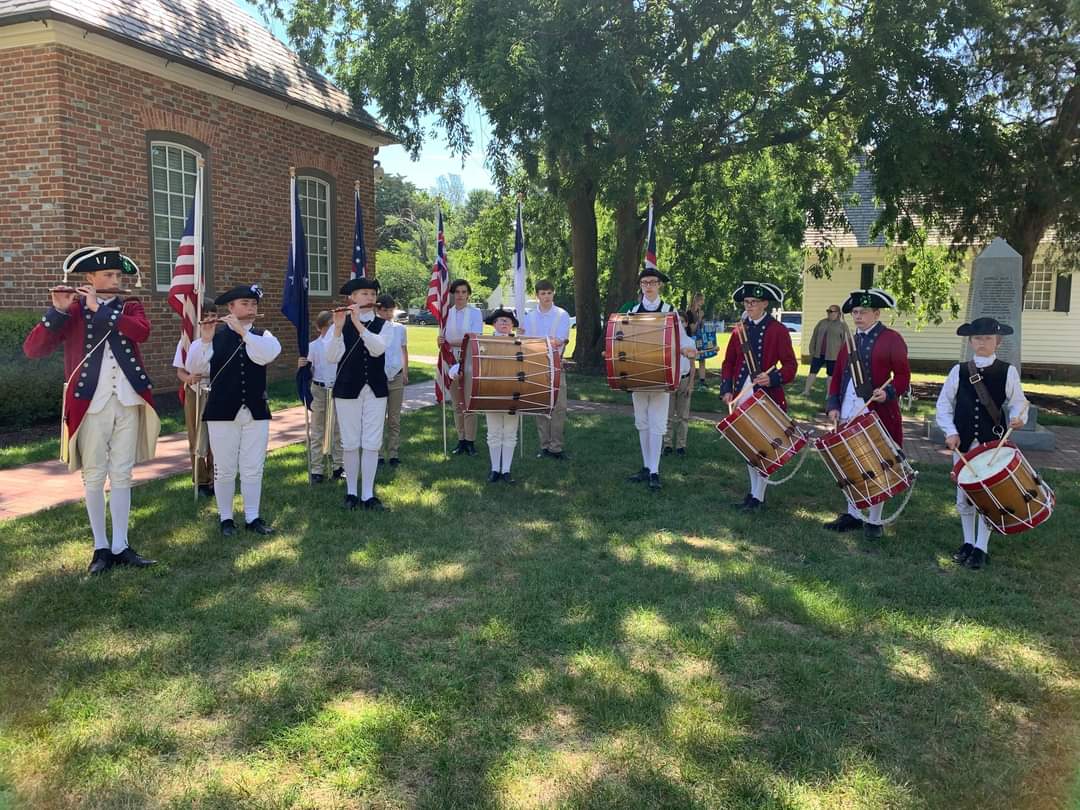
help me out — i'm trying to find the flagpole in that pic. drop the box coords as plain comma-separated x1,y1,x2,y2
289,166,314,486
192,157,205,505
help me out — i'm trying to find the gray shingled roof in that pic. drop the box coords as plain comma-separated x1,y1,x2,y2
0,0,395,143
804,161,887,248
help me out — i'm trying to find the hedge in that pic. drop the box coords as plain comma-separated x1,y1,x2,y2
0,311,64,432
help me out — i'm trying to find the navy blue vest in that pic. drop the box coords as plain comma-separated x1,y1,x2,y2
68,298,153,403
333,317,388,399
956,359,1009,448
734,314,773,392
202,325,271,421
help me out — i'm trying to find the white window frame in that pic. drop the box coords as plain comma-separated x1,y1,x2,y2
149,141,201,292
297,176,332,296
1023,263,1054,311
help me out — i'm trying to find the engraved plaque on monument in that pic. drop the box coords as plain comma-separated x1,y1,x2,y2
963,238,1022,372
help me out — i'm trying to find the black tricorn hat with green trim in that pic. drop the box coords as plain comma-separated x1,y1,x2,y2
732,281,783,305
841,288,896,313
63,246,140,276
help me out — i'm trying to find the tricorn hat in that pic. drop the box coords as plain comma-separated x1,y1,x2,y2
340,276,380,296
215,284,264,306
485,308,519,327
841,288,896,313
957,317,1013,337
63,246,142,287
732,281,783,305
638,266,670,283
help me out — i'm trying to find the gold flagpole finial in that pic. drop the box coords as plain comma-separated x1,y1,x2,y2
289,166,296,179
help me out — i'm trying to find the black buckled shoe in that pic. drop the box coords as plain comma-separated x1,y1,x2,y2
487,470,501,484
501,472,516,485
966,548,988,570
245,518,274,536
863,523,884,540
362,497,386,511
739,497,762,513
332,467,345,481
220,519,237,537
88,548,113,576
648,473,662,490
310,473,325,484
952,543,975,564
451,440,468,455
627,467,649,483
824,513,863,532
344,494,359,510
112,547,156,567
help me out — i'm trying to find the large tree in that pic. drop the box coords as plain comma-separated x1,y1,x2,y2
261,0,858,368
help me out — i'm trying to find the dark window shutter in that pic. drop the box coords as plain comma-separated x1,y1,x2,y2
860,263,875,288
1054,274,1072,312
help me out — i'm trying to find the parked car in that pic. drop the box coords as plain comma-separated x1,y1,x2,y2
411,310,437,325
779,311,802,344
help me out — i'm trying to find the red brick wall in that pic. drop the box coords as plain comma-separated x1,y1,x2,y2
1,41,378,394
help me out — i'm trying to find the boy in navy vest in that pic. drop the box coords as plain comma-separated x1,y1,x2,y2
186,284,282,536
326,277,389,511
935,317,1028,569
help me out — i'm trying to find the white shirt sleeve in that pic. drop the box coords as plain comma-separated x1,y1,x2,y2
469,307,484,334
185,338,212,375
935,364,961,437
1005,365,1030,425
556,310,571,342
522,311,536,337
306,334,324,365
360,322,387,356
172,340,184,368
242,327,282,366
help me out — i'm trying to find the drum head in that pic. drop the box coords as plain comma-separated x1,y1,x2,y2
957,445,1016,485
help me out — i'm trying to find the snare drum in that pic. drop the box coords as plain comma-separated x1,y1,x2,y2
814,411,915,509
460,335,560,414
952,441,1055,535
604,311,680,391
715,389,807,476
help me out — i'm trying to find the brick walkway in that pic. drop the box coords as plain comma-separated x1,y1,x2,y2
1,383,1076,522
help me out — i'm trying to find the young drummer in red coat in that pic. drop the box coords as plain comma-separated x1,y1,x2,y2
720,281,798,511
23,247,161,575
824,288,911,539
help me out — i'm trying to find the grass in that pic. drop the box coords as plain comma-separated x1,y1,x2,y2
1,405,1079,809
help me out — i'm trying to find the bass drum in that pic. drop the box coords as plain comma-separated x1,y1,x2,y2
460,335,560,414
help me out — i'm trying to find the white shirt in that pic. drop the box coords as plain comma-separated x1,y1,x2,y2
307,330,337,385
86,298,142,413
185,325,282,376
935,353,1029,438
523,304,570,355
382,320,407,379
443,304,483,351
325,310,386,364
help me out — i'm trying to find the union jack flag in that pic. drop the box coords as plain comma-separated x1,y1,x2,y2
644,198,658,270
167,202,199,401
425,209,455,402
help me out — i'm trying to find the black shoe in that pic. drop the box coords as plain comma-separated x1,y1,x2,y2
344,494,359,510
627,467,650,483
378,457,385,466
245,518,274,536
663,446,673,456
966,548,988,570
220,519,237,537
648,473,662,490
824,513,863,532
487,470,501,484
310,473,325,484
466,441,478,456
451,440,468,455
864,523,884,540
501,472,516,485
549,451,564,460
952,543,975,564
536,449,552,459
332,467,345,481
197,484,214,497
389,457,400,467
362,497,386,511
112,547,156,567
87,548,113,576
675,448,686,457
739,497,762,513
732,493,754,509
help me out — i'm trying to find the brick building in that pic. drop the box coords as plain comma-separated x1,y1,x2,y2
0,0,395,394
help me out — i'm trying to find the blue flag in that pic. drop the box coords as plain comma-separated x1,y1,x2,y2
281,176,312,407
352,187,367,279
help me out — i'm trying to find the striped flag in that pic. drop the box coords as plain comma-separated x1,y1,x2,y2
512,200,526,319
167,197,199,402
644,199,658,270
425,209,455,402
351,185,367,279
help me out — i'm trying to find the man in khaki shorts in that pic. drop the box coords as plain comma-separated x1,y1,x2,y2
522,279,570,459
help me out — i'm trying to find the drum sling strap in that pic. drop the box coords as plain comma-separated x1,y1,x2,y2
966,360,1005,435
847,336,874,401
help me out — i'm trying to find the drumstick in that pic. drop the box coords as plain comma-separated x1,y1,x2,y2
845,373,895,424
988,426,1015,466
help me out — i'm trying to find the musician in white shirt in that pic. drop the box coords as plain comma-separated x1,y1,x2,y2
376,294,409,465
437,279,483,455
522,279,571,459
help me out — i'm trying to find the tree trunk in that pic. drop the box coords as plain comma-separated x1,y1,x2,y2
568,179,604,371
604,196,645,315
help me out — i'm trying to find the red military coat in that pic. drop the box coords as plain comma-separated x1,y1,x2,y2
23,297,156,447
720,315,798,410
827,325,911,445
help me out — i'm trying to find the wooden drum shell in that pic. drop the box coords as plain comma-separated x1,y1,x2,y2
715,389,807,477
952,441,1055,535
461,335,560,414
814,412,913,509
604,312,680,392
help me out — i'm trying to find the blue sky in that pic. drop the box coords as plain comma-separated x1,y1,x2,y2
234,0,496,193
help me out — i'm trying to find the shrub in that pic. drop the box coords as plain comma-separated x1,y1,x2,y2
0,311,64,432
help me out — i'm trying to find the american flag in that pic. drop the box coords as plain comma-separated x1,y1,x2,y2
425,209,455,402
167,203,199,401
351,186,367,279
644,199,658,270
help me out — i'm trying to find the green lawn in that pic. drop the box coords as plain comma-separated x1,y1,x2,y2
1,406,1078,808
